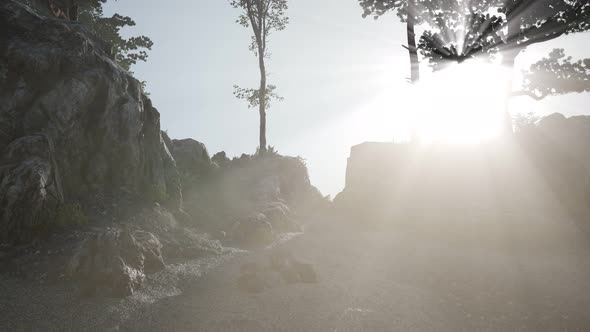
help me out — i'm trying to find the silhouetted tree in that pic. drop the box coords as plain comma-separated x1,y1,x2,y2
416,0,590,131
418,1,590,70
230,0,288,154
359,0,421,83
515,49,590,100
512,112,539,133
18,0,153,72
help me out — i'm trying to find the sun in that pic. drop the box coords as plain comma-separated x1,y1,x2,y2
410,60,507,144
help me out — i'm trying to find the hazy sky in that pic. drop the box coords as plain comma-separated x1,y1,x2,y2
105,0,589,196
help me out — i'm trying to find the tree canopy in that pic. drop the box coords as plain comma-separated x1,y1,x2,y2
360,0,590,101
18,0,153,72
518,49,590,101
77,0,153,72
417,0,590,69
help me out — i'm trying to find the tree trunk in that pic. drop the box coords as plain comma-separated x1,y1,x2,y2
407,5,420,142
501,15,524,135
257,43,267,154
406,7,420,83
502,49,519,134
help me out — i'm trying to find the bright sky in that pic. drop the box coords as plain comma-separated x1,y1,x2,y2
105,0,589,196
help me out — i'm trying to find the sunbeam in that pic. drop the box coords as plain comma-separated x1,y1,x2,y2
411,60,506,143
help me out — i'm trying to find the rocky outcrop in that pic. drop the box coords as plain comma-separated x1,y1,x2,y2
212,151,230,168
231,213,274,247
169,138,216,190
334,142,416,217
262,201,299,233
67,228,165,297
170,139,214,175
182,153,325,245
0,1,180,243
336,114,590,220
0,135,62,241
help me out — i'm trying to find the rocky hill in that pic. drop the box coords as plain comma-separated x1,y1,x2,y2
0,1,326,298
0,1,181,243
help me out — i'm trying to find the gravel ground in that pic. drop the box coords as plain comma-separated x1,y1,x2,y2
113,209,590,332
3,159,590,331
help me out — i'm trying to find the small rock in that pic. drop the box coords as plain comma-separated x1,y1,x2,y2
293,261,318,283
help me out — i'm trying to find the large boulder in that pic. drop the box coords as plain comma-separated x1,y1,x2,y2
212,151,230,168
262,201,300,232
0,135,62,240
170,138,213,175
182,153,326,241
67,228,165,297
0,1,181,243
231,213,274,247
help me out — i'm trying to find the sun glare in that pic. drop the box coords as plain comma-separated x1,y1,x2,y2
410,61,507,144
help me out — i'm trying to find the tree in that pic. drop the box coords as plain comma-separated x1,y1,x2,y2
515,49,590,101
230,0,288,154
415,0,590,131
359,0,421,83
417,0,590,69
77,0,153,72
18,0,153,72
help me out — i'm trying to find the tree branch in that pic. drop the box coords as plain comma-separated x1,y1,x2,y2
510,90,546,101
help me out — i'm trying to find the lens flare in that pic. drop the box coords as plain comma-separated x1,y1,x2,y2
410,60,507,144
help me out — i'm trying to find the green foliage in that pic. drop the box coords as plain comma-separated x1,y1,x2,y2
19,0,153,72
230,0,289,57
55,203,88,228
140,80,150,96
233,84,283,110
359,1,590,68
519,49,590,100
76,0,153,72
360,0,590,101
418,12,505,70
255,145,280,156
414,1,590,68
229,0,289,151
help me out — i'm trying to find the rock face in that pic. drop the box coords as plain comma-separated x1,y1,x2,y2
182,154,325,245
334,142,418,217
336,114,590,220
0,1,180,243
67,228,165,297
212,151,230,168
170,139,214,175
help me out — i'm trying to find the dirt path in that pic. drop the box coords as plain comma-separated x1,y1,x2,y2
2,204,590,331
113,206,590,332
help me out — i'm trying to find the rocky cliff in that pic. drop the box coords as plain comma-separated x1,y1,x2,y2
172,142,328,246
335,114,590,221
0,1,180,244
0,0,328,298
